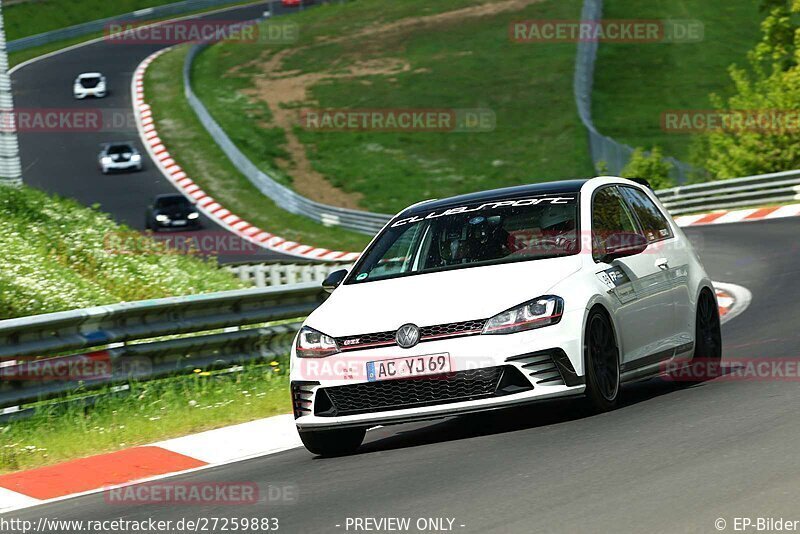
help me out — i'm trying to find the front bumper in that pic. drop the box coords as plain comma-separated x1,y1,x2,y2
102,161,142,172
74,89,106,99
291,308,585,430
153,218,201,229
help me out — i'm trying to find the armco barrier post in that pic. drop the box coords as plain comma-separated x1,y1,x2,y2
0,1,22,187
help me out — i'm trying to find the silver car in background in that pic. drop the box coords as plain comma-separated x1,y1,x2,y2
98,142,143,174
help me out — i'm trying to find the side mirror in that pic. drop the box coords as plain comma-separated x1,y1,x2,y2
322,269,348,293
601,232,648,262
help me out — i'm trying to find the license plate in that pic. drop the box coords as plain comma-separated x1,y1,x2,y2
172,220,187,226
366,353,451,382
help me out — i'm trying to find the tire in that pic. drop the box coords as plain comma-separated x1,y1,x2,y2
583,309,620,412
687,289,722,381
299,428,365,457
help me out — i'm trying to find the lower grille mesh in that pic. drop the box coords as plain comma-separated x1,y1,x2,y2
319,367,505,416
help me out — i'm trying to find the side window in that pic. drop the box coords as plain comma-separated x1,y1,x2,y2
591,187,638,262
620,187,673,243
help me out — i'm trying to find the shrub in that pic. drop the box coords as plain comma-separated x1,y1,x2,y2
621,147,675,190
698,1,800,177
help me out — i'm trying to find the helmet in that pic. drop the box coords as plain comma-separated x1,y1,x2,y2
464,215,507,260
467,215,500,242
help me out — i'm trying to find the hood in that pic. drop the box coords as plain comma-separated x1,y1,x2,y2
307,255,582,337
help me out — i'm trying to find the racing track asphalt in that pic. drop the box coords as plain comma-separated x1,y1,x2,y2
10,1,293,263
5,217,800,533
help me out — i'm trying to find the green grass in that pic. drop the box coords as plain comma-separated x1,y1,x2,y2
192,0,594,215
7,0,263,68
0,185,244,320
5,0,208,40
145,45,371,252
592,0,763,164
0,186,299,474
0,362,290,474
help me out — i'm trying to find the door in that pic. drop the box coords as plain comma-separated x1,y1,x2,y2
591,186,675,369
619,185,692,349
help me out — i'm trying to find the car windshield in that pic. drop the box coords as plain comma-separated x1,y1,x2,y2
155,196,190,208
107,144,132,155
348,194,579,284
79,76,101,88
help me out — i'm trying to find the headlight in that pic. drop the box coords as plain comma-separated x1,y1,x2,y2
187,212,199,220
155,214,169,222
131,154,141,162
101,156,112,164
482,295,564,335
296,326,339,358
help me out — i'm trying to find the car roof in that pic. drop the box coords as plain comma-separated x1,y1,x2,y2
154,194,188,201
78,72,103,78
401,179,590,216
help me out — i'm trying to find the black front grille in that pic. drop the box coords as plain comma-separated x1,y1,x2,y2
421,319,485,339
317,366,506,416
338,330,395,349
336,319,486,351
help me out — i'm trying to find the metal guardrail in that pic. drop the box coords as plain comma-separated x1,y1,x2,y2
655,169,800,214
184,41,393,235
574,0,699,184
6,0,254,52
0,283,327,413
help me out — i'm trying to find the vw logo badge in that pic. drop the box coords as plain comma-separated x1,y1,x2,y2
396,324,420,349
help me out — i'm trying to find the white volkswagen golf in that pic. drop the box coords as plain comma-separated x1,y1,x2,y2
291,177,721,456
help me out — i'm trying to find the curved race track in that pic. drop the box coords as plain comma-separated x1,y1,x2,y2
11,1,291,262
6,217,800,533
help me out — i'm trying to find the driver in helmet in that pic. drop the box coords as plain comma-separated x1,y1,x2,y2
438,223,467,265
536,204,577,254
463,215,509,262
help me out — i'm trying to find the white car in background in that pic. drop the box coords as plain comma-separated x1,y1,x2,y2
290,177,721,456
73,72,107,99
98,142,142,174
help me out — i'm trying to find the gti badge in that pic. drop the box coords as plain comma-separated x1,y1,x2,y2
396,324,420,348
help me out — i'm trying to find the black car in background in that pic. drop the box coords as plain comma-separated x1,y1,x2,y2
145,194,202,231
